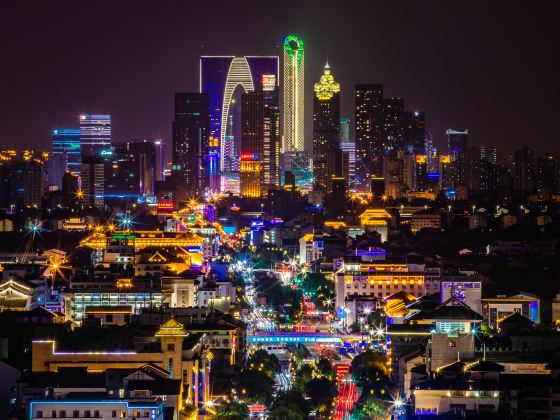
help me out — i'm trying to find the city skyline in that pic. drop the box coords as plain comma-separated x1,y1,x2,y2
2,1,559,154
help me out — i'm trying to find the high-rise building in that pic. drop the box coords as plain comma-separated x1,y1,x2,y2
200,55,279,188
424,131,438,174
282,35,305,153
240,92,265,197
340,117,351,143
62,172,80,206
355,84,384,187
339,117,355,181
81,156,104,208
536,154,558,199
403,111,425,154
46,153,66,190
313,64,341,193
263,87,281,189
0,160,44,208
512,147,535,194
382,98,405,153
79,115,111,157
106,141,157,198
446,129,469,188
172,93,210,196
52,128,81,174
154,139,165,182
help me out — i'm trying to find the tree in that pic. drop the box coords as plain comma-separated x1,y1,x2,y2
294,364,314,393
351,396,389,420
209,401,248,420
350,351,390,395
247,349,280,378
305,377,338,415
268,405,306,420
316,358,335,381
236,369,274,403
271,390,310,416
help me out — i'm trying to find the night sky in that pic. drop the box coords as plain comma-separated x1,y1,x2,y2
2,1,559,156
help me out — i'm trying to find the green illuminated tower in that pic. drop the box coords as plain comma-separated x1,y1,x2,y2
282,35,305,153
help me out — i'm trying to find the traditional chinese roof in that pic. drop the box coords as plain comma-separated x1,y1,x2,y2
155,318,187,337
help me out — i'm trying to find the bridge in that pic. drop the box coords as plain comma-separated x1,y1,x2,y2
247,332,366,344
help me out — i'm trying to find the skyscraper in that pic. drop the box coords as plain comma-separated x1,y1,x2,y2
313,64,341,193
403,111,425,154
512,147,535,194
282,35,305,153
154,139,165,182
79,114,111,157
240,91,264,197
81,156,104,208
382,98,405,153
52,128,81,174
172,93,210,196
447,129,469,188
263,86,281,189
355,84,383,188
340,118,355,181
200,55,279,188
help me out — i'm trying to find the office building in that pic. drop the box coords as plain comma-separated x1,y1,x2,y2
240,91,264,197
52,128,81,174
106,141,157,198
263,86,281,189
339,117,355,180
355,84,384,187
172,93,210,196
446,129,469,188
62,172,80,206
382,98,405,153
46,153,67,190
512,147,535,194
282,35,305,153
200,55,279,188
403,111,425,154
313,64,341,192
79,114,111,157
81,156,105,208
0,160,44,208
154,139,165,181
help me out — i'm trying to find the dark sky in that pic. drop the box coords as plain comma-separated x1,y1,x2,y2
2,1,559,156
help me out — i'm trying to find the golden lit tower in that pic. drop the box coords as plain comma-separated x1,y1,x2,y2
282,35,305,153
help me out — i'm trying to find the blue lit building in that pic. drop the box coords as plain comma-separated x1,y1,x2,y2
200,56,278,189
52,128,81,174
80,114,111,157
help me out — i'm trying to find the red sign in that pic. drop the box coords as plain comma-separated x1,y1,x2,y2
157,202,174,209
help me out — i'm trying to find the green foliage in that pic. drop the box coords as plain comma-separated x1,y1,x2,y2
351,396,389,420
247,349,280,378
236,369,274,403
316,358,335,381
304,377,338,414
269,390,310,419
294,363,314,393
350,351,390,394
210,401,248,420
255,275,302,323
296,272,335,309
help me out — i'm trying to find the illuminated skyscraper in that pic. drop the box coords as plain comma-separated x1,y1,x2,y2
382,98,405,153
282,35,305,153
52,128,81,174
240,92,264,197
313,64,341,193
355,84,383,186
79,114,111,157
172,93,210,196
200,56,279,189
447,129,469,187
263,86,281,189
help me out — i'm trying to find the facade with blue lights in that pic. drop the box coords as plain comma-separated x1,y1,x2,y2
80,114,111,157
52,128,81,174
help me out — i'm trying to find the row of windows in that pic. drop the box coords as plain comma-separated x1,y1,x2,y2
35,409,154,418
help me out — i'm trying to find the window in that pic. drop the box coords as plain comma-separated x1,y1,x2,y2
167,343,175,351
449,340,456,347
60,411,66,418
36,411,43,418
112,411,117,418
73,411,79,418
106,314,113,323
450,404,466,411
84,410,91,418
120,410,126,418
52,411,57,418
